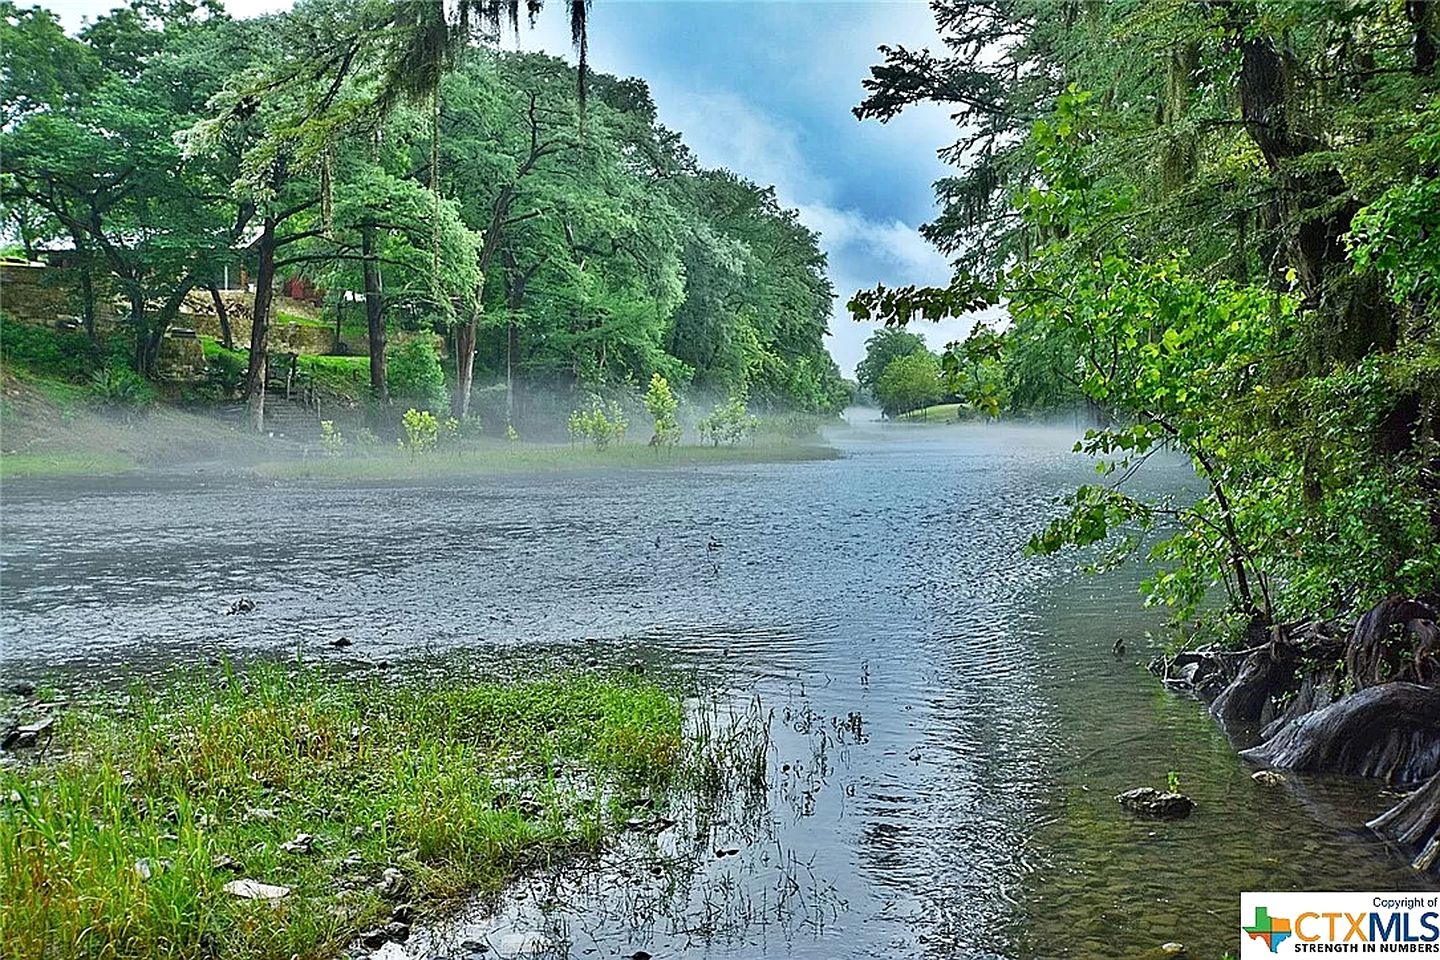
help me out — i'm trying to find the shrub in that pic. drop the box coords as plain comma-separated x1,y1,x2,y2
0,319,96,380
698,396,758,446
320,420,345,455
89,366,156,410
202,341,247,397
643,373,681,447
386,337,448,412
399,408,438,455
568,397,628,449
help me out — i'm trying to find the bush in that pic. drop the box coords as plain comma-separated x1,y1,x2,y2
320,420,345,456
202,341,247,397
399,408,438,455
386,337,448,412
643,373,681,447
0,319,96,380
89,366,156,410
567,397,628,449
698,396,758,446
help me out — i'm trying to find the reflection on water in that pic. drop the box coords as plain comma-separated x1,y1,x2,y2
2,420,1432,958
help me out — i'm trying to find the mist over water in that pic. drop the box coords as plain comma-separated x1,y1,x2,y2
1,419,1429,957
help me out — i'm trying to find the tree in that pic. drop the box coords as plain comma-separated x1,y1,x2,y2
874,351,941,418
643,373,680,446
854,2,1440,632
855,327,929,395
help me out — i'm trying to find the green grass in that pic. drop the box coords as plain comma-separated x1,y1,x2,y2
297,354,370,394
0,450,136,478
897,402,963,422
257,439,839,480
0,664,685,960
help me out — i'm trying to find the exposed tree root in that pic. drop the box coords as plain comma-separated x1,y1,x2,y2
1369,771,1440,872
1240,682,1440,784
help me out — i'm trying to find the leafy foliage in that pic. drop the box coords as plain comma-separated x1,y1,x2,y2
643,373,680,447
698,396,759,447
385,337,449,414
567,398,628,449
860,4,1440,629
399,407,439,456
874,351,942,418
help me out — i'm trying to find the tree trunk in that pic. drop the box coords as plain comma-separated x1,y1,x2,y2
362,223,387,402
1410,0,1437,75
452,304,477,420
128,288,148,372
245,216,278,433
506,315,516,427
209,283,234,351
77,262,97,344
1232,23,1395,362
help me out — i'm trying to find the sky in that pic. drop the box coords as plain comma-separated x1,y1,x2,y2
47,0,978,376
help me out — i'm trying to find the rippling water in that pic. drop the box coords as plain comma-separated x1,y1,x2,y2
1,418,1430,958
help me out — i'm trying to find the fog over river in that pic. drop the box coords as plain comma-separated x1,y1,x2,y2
1,418,1427,958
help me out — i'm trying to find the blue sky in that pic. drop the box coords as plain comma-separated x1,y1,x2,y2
50,0,974,375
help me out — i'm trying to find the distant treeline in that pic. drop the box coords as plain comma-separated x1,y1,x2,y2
1,1,851,427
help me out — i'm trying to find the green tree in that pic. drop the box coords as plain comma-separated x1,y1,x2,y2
643,373,680,447
875,351,941,418
855,328,929,395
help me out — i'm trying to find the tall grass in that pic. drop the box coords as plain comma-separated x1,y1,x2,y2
0,665,683,960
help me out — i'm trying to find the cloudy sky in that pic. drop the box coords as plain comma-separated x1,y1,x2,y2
48,0,975,375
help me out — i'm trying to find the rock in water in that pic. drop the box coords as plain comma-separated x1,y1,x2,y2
1251,769,1286,787
5,681,35,697
1161,942,1186,955
1116,787,1196,820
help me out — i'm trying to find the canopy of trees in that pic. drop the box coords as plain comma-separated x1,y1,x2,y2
0,0,848,428
854,1,1440,630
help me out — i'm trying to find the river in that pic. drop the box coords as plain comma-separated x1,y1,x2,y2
0,418,1429,959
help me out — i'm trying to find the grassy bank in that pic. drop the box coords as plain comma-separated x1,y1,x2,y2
0,665,684,959
257,440,839,480
0,450,136,478
896,403,963,422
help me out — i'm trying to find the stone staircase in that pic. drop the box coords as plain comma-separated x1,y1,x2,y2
259,396,322,441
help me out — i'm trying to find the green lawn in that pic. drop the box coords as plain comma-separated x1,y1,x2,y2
897,402,963,422
258,439,839,480
0,664,685,960
0,451,136,478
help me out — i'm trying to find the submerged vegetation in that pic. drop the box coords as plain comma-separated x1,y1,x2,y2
0,664,685,959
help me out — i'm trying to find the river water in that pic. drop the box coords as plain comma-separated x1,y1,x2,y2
0,419,1430,959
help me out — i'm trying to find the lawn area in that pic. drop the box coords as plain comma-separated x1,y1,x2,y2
257,439,839,480
0,450,135,478
897,403,962,422
0,664,685,960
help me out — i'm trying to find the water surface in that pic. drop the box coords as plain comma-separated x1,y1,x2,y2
1,420,1426,958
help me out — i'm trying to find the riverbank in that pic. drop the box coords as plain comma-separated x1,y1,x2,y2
0,664,686,960
256,441,840,481
1,366,839,481
1148,595,1440,873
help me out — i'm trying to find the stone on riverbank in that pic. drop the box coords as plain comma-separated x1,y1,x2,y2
1116,787,1195,819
